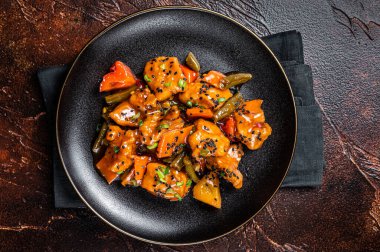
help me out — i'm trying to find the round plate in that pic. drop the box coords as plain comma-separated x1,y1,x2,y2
57,6,296,245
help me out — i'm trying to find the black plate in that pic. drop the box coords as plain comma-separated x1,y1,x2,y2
57,6,296,245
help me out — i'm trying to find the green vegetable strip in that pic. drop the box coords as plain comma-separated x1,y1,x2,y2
185,52,201,72
183,156,200,183
92,122,108,154
156,169,166,183
104,85,137,105
144,74,152,82
147,142,158,150
213,92,244,122
170,151,185,171
222,73,253,89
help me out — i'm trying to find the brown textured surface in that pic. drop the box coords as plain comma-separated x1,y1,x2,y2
0,0,379,251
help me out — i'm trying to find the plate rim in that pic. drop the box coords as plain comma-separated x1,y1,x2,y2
56,5,297,245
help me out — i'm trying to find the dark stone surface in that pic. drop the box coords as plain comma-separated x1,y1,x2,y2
0,0,379,251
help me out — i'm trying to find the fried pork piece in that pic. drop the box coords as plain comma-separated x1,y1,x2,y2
138,110,162,145
143,56,186,101
139,106,185,146
129,87,157,113
157,125,193,158
234,100,272,150
109,101,141,127
178,81,232,109
141,163,191,201
207,144,244,189
96,126,138,184
188,119,230,158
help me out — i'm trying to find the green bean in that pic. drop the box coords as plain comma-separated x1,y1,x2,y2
193,163,201,172
105,85,137,105
184,156,200,183
185,52,200,72
171,151,186,171
162,156,176,164
92,122,108,154
101,106,113,121
213,92,244,122
221,73,252,89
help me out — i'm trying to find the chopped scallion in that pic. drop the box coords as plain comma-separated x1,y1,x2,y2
186,180,192,187
163,166,170,175
113,146,120,154
186,101,193,107
158,123,169,130
217,97,226,103
156,169,166,183
174,193,182,201
178,79,187,89
147,142,158,150
166,188,175,194
200,148,209,157
144,74,152,82
131,112,140,120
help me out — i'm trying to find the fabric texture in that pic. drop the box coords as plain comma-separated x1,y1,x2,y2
37,30,324,208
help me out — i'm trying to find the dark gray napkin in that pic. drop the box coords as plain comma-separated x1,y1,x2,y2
263,31,324,187
37,30,324,208
37,66,85,208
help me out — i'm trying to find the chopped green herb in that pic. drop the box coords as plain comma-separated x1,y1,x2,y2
117,170,123,175
176,181,184,187
131,112,140,120
179,143,187,148
113,146,120,154
157,123,169,130
144,74,152,82
156,169,166,183
138,120,143,127
163,166,170,175
166,188,175,194
147,142,158,150
178,79,187,89
160,64,166,70
219,171,226,178
186,180,192,187
200,148,209,157
164,82,171,87
199,105,205,109
174,193,182,201
130,179,139,187
186,101,193,107
217,97,226,103
169,100,178,105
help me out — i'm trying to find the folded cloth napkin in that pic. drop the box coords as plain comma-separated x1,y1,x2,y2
37,30,324,208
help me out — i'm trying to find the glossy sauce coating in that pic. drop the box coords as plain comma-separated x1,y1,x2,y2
188,119,230,158
234,100,272,150
95,56,272,208
143,57,186,101
141,163,190,201
179,81,232,109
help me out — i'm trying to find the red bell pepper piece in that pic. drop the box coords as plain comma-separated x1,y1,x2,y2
99,61,137,92
180,65,198,83
221,116,237,141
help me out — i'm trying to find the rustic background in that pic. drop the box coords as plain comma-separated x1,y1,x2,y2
0,0,379,251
